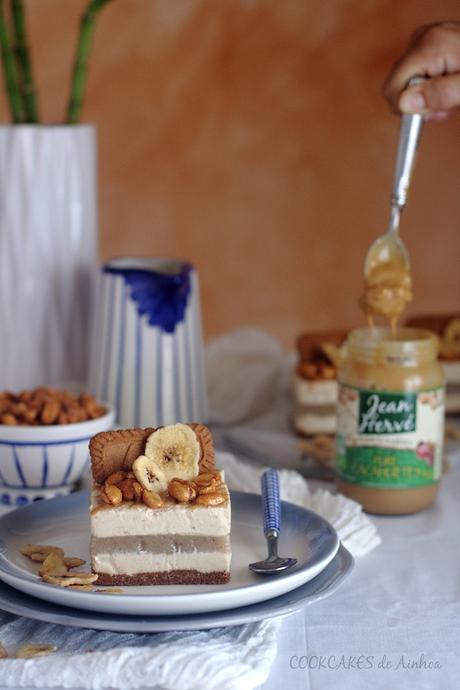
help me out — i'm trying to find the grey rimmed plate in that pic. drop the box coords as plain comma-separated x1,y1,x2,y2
0,546,353,631
0,490,341,616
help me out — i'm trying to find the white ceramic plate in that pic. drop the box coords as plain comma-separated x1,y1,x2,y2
0,546,353,632
0,490,339,616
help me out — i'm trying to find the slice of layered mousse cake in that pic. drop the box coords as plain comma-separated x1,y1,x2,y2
89,423,231,585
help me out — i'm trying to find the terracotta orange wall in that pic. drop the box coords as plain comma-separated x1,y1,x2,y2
2,0,460,346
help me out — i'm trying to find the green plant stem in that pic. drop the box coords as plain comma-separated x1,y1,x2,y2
0,0,24,122
11,0,38,123
66,0,114,124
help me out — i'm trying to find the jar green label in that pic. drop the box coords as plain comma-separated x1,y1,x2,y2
337,385,444,488
358,391,416,434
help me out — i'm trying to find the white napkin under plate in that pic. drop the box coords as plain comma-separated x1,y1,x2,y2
0,452,379,690
0,616,280,690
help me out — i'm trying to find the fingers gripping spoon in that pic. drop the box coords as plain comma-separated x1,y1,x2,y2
249,470,297,575
364,77,425,280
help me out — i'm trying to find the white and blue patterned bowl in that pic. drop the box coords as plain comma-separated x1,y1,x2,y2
0,405,114,508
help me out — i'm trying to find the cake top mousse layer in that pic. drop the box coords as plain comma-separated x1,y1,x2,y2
89,423,231,537
90,480,230,537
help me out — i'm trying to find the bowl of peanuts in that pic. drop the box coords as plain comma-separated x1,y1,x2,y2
0,388,115,508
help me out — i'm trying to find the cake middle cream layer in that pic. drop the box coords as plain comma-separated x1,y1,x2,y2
294,406,337,434
92,535,231,576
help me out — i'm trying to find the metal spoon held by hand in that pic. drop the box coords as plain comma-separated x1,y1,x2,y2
249,469,297,575
364,77,425,281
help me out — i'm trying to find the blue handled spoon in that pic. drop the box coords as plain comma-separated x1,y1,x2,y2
249,469,297,574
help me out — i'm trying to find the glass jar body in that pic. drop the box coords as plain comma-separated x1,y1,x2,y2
336,328,445,515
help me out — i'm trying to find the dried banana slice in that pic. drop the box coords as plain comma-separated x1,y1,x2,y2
144,424,200,482
439,318,460,359
444,318,460,344
21,544,64,563
64,556,86,569
38,552,68,577
320,342,344,369
15,644,57,658
42,572,98,587
132,455,167,492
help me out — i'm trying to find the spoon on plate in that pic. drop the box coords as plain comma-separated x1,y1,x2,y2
364,77,425,280
249,469,297,575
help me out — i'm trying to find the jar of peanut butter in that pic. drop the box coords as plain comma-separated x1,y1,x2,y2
336,327,445,514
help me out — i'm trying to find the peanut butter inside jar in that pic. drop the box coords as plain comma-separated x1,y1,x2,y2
336,328,445,515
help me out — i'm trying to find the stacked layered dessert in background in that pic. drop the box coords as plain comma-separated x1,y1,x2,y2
406,314,460,414
293,332,345,438
89,423,231,585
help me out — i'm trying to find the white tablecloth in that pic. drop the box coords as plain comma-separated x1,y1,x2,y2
260,454,460,689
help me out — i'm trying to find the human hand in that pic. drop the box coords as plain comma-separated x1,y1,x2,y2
384,22,460,120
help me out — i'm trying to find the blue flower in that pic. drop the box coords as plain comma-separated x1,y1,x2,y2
104,263,192,333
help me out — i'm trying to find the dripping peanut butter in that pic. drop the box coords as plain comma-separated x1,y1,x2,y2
360,254,412,333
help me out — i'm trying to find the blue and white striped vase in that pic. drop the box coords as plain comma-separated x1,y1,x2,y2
88,258,208,428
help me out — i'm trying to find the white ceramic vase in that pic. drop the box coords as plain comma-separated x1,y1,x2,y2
0,125,98,390
88,257,209,427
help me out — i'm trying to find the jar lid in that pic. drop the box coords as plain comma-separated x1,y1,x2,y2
346,327,439,365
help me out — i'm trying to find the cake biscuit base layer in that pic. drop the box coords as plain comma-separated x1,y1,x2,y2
95,570,230,585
